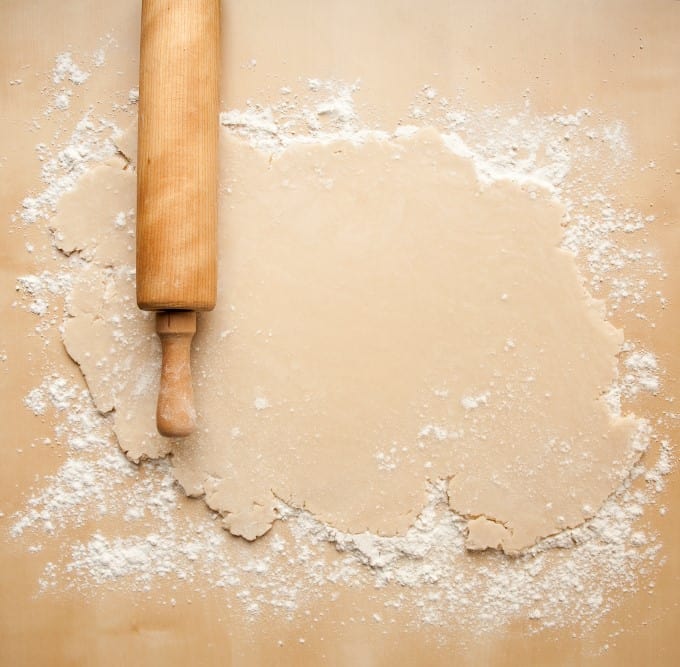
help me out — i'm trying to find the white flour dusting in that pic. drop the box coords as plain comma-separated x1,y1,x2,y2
17,114,120,224
52,52,90,86
6,56,676,638
460,392,490,410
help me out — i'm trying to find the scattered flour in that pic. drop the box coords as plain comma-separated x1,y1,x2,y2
52,53,90,86
460,392,490,410
623,350,661,395
254,396,270,411
14,270,74,335
605,345,662,416
6,61,676,638
18,114,120,224
44,53,94,116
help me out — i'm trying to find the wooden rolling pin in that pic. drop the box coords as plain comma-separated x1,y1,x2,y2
136,0,220,437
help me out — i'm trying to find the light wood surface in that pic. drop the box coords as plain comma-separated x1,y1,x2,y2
1,1,679,665
136,0,219,311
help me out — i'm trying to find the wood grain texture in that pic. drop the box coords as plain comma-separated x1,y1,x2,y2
156,310,197,437
2,1,679,665
136,0,219,311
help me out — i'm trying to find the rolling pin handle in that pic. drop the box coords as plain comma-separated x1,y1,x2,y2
156,310,197,438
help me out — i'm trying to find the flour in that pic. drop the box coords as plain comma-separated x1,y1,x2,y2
44,53,97,116
23,375,77,416
11,408,669,633
53,92,71,111
219,80,388,154
218,78,661,331
623,350,660,395
52,53,90,86
18,113,120,224
254,396,270,411
7,64,676,637
14,270,74,336
460,392,490,410
605,345,661,416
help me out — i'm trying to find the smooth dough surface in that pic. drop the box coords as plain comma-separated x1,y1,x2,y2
54,128,641,554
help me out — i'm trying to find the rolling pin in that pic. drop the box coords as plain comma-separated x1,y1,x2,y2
136,0,220,437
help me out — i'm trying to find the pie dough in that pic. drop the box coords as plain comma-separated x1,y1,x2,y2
53,127,642,554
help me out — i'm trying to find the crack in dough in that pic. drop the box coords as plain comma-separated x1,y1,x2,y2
54,126,643,553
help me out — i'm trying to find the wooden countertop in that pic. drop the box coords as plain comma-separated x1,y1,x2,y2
1,1,678,664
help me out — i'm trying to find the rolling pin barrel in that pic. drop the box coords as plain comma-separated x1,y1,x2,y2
136,0,220,437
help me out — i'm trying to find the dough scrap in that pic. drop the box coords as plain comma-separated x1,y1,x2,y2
53,127,642,553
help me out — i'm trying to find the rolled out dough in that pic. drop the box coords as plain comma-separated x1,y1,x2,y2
54,126,642,554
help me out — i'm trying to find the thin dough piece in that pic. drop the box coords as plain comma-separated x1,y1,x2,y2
54,128,642,552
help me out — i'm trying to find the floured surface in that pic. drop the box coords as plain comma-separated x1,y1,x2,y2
4,2,679,663
55,127,641,552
